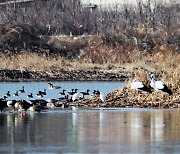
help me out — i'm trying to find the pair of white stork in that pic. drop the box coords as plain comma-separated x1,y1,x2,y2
131,73,173,95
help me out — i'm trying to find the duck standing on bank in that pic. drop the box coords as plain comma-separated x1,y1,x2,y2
80,89,90,98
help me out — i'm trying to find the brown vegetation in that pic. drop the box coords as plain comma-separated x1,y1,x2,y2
0,0,179,54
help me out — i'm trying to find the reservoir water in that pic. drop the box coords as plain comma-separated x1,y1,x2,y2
0,108,180,153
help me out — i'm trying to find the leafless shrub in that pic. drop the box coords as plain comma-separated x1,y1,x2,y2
0,0,179,58
0,0,178,36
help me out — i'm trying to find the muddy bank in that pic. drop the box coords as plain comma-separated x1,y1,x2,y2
0,69,131,82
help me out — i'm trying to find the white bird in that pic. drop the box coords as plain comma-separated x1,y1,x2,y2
14,102,20,109
7,100,17,112
72,92,80,101
131,79,151,93
46,102,55,108
150,74,173,95
100,92,106,103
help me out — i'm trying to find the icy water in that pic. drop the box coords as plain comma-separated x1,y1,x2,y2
0,108,180,153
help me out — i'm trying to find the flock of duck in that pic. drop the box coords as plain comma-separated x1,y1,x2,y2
0,82,106,115
0,73,173,115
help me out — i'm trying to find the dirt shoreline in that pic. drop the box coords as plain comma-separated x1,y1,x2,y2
0,69,132,82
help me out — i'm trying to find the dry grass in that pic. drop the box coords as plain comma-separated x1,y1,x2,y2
0,42,179,73
0,53,125,72
0,53,68,71
0,53,120,72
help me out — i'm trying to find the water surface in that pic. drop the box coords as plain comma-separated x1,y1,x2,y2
0,108,180,153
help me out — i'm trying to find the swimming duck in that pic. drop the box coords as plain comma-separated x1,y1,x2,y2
27,93,33,99
19,86,25,93
48,83,61,89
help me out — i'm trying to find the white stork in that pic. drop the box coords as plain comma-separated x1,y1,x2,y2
131,79,151,93
150,74,173,95
100,92,106,103
72,92,80,101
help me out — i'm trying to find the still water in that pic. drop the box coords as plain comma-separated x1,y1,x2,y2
0,108,180,153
